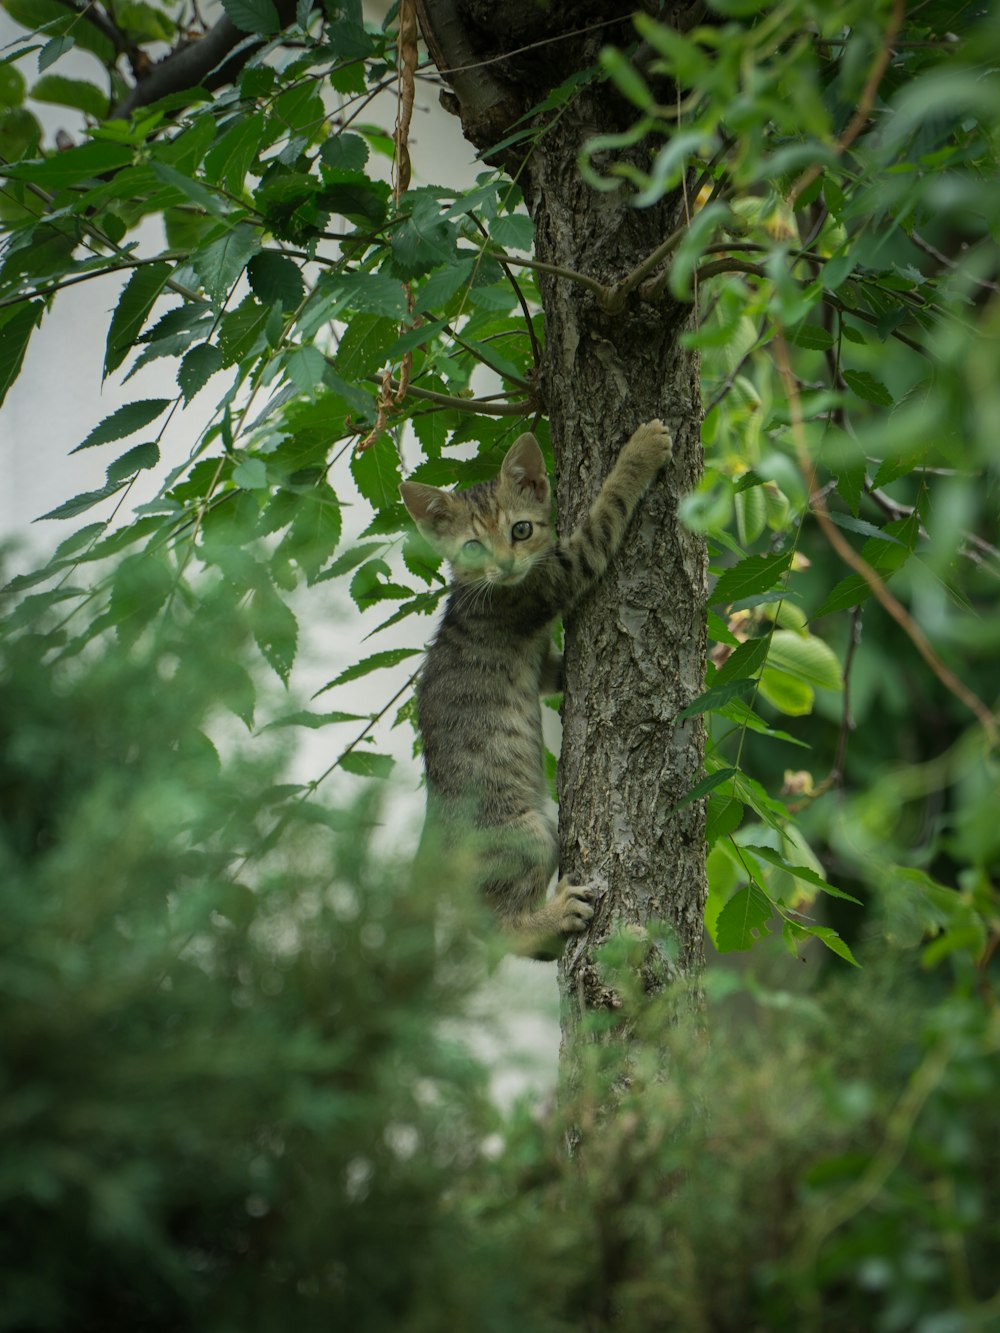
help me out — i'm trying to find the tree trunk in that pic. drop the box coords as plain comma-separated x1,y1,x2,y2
416,0,707,1032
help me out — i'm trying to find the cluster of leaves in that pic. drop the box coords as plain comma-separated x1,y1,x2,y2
0,587,505,1331
591,0,1000,966
0,0,542,762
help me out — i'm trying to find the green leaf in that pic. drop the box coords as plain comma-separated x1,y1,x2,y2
315,647,421,694
285,345,326,394
758,667,814,716
711,551,792,606
247,250,305,311
178,343,224,401
7,139,133,188
390,195,458,279
277,484,342,582
843,369,893,406
766,631,843,691
334,271,408,318
191,224,261,305
786,321,834,351
418,258,475,309
351,436,403,510
744,846,861,903
106,441,159,486
319,132,369,172
264,709,367,730
0,300,42,409
109,550,173,646
220,0,280,34
676,677,756,721
232,458,268,490
488,213,534,251
35,483,123,521
31,74,108,117
339,750,395,778
37,34,75,71
104,262,173,378
250,582,298,683
218,296,269,366
669,767,738,815
72,399,171,453
714,881,773,952
713,636,771,687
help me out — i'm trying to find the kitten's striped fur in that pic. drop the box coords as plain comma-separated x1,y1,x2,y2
400,419,673,959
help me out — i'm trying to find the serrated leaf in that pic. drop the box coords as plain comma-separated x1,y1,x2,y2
802,925,860,966
786,321,834,350
351,436,403,509
767,631,843,690
220,0,280,34
390,195,459,279
705,793,744,845
72,399,171,453
714,881,773,952
247,250,305,310
38,35,74,71
313,542,384,582
278,484,342,581
676,677,756,721
843,369,893,406
418,258,475,310
191,224,261,305
711,550,792,606
814,574,872,618
264,709,366,730
35,483,122,521
109,550,173,646
0,300,42,409
4,138,132,188
232,458,268,490
669,767,738,815
744,846,861,903
106,441,159,486
105,262,172,378
339,750,394,778
178,343,224,401
713,635,770,685
488,212,534,251
315,647,421,695
250,582,298,683
319,132,369,172
333,271,408,317
285,345,326,394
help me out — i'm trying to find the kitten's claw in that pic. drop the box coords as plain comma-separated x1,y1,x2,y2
555,881,595,934
627,418,673,471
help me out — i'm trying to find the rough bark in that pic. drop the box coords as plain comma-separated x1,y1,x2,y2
417,0,708,1028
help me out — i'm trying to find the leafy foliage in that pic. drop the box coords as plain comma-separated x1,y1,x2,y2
1,0,999,1322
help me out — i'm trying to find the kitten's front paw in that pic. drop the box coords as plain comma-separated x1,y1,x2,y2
626,418,673,473
554,879,595,934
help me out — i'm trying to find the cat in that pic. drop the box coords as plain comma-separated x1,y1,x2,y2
400,419,673,959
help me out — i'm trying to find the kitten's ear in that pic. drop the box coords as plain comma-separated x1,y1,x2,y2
500,433,550,503
399,480,453,526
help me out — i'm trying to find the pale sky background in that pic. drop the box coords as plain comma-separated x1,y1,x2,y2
0,5,562,1101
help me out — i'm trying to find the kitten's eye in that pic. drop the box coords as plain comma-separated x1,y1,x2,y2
462,539,485,556
511,521,533,542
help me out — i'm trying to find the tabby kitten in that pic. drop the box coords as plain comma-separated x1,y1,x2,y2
400,419,673,959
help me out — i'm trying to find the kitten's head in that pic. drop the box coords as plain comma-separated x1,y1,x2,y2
400,434,553,588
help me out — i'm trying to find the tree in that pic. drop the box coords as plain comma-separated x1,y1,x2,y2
2,1,1000,1320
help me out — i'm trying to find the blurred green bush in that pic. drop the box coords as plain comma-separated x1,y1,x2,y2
1,584,997,1332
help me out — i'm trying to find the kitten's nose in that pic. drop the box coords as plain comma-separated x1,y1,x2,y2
498,556,515,574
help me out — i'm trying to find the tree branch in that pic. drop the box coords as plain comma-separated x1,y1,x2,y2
111,2,299,118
